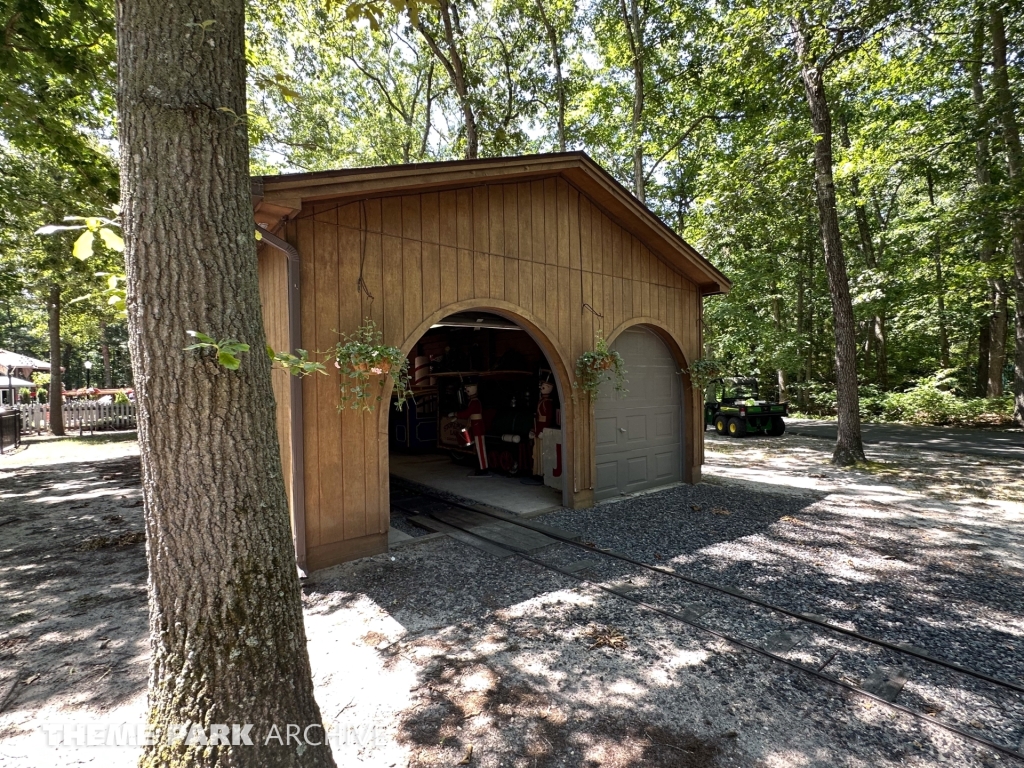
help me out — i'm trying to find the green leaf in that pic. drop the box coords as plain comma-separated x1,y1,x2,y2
218,351,241,370
73,230,95,260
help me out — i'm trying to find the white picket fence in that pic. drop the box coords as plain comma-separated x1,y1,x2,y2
17,401,136,434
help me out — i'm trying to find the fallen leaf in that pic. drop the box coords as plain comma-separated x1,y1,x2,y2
585,625,628,650
457,744,473,764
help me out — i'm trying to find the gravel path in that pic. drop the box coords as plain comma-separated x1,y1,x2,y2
1,432,1022,766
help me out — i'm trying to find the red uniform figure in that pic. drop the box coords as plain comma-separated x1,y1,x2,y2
531,371,556,477
455,382,488,472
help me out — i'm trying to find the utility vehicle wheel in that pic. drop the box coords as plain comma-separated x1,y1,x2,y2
714,415,728,435
727,417,746,438
768,416,786,436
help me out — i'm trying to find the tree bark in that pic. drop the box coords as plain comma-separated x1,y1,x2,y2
990,3,1024,424
117,0,334,764
794,24,865,464
48,284,64,436
972,15,1007,396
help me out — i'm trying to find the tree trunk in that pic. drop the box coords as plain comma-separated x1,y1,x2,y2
935,248,950,368
990,4,1024,424
48,284,64,436
101,320,112,388
925,170,951,368
416,0,477,159
794,28,865,464
535,0,566,152
117,0,334,764
803,238,815,404
772,294,789,401
972,15,1006,396
852,188,887,385
978,323,991,396
619,0,644,202
989,286,1008,395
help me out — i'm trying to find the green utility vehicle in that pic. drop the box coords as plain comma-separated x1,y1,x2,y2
704,377,788,438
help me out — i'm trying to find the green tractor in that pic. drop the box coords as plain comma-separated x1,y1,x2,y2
704,377,788,438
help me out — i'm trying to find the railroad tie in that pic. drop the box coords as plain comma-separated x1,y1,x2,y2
764,631,800,655
861,667,911,703
560,558,601,574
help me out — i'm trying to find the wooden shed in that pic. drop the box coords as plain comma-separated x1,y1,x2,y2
252,153,730,572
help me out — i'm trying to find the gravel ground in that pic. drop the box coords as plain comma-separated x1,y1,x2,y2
1,431,1022,766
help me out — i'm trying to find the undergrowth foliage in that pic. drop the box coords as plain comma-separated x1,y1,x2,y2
793,372,1014,427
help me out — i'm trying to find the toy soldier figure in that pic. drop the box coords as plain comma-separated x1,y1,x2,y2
530,370,555,479
450,377,489,475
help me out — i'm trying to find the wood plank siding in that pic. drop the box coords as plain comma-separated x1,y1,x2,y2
259,171,710,571
256,247,293,524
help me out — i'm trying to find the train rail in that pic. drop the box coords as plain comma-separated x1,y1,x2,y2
392,487,1024,762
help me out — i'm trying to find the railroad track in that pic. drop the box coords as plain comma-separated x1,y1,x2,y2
391,486,1024,762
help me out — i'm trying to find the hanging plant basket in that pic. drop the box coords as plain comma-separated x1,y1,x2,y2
574,332,627,398
682,357,727,395
332,319,411,411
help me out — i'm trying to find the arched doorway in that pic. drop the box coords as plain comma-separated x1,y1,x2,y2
385,309,570,522
593,325,684,500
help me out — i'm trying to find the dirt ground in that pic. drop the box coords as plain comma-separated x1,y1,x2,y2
1,429,1022,767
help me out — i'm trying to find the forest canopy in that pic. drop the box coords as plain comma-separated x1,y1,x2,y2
1,0,1022,426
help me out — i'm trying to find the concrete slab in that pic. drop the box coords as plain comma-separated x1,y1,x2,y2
389,452,562,514
388,527,413,545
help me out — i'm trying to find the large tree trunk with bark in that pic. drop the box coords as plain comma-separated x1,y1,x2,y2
48,284,64,435
795,32,865,464
990,4,1024,426
117,0,334,764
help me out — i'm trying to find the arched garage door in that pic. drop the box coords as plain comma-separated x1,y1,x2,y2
594,326,683,500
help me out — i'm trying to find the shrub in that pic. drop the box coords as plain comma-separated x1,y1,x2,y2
879,372,1013,426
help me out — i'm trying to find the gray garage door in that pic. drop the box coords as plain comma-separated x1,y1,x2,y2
594,326,682,500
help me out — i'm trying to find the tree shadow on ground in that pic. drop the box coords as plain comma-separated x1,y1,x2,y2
310,479,1023,766
0,454,148,732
